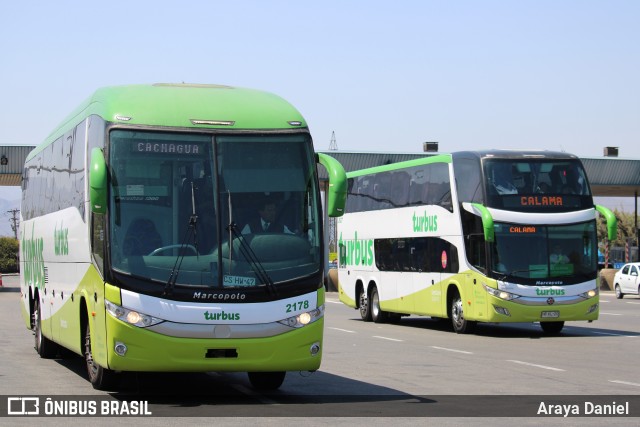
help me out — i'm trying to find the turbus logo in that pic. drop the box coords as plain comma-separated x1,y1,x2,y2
204,310,240,321
536,288,566,296
412,211,438,233
338,231,374,267
54,222,69,256
21,224,45,290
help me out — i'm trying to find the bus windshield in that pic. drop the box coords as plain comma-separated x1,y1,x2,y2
491,221,598,284
483,158,592,212
108,130,321,289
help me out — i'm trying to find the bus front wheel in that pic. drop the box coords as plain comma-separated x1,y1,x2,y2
248,371,286,390
84,322,119,390
449,292,476,334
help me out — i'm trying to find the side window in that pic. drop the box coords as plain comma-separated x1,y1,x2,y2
87,116,106,275
454,157,483,204
622,265,630,275
374,237,459,273
631,266,638,277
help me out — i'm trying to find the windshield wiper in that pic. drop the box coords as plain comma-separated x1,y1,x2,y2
226,222,277,298
164,182,199,297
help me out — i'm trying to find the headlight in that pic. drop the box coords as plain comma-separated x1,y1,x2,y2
579,288,598,299
483,283,519,301
278,305,324,328
105,300,164,327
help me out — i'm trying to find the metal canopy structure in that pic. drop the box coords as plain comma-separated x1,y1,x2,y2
0,146,33,186
1,146,639,197
317,151,640,198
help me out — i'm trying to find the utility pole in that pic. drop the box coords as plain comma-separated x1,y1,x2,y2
6,208,19,240
329,131,338,151
327,131,338,258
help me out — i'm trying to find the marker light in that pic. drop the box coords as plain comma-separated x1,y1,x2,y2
114,342,128,356
191,119,235,126
309,342,321,356
105,300,164,328
278,305,324,328
493,305,511,317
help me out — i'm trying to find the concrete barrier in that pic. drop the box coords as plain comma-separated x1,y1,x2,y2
327,268,338,292
599,268,618,290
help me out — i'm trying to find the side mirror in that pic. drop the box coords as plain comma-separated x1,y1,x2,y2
595,205,617,241
317,153,346,217
90,148,107,214
471,203,495,242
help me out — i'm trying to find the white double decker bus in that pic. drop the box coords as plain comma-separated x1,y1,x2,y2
338,150,617,334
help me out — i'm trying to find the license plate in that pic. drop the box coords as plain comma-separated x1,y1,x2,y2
541,311,560,318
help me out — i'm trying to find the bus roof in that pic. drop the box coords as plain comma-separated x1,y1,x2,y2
345,149,583,179
452,150,580,160
31,83,307,160
346,153,452,178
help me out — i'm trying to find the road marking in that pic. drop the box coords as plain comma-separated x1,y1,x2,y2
506,360,565,372
592,331,637,337
625,301,640,305
373,335,403,342
599,312,623,316
329,327,356,333
325,300,342,304
609,380,640,388
431,346,473,355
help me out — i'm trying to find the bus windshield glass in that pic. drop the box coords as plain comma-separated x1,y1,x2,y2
483,158,592,212
108,130,321,289
491,221,597,284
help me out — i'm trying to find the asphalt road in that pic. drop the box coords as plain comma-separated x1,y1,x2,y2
1,274,639,426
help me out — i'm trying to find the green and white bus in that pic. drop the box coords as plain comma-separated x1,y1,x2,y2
20,83,346,390
337,150,616,334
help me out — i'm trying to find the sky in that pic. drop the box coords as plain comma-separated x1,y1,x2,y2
1,0,639,210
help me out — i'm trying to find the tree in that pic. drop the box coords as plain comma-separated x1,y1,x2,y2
0,237,19,273
597,209,638,247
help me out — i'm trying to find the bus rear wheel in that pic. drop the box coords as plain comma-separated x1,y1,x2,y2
84,322,119,390
540,321,564,335
248,371,286,390
370,287,388,324
33,297,58,358
359,289,372,322
449,292,476,334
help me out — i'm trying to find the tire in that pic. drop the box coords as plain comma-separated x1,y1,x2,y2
33,297,59,358
449,291,476,334
370,287,388,324
359,289,372,322
84,322,119,390
248,371,286,390
540,321,564,335
615,284,624,299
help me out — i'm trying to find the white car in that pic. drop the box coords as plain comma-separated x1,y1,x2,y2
613,262,640,299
